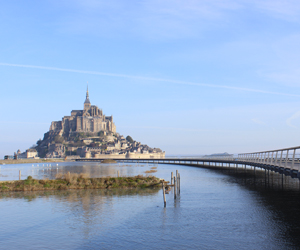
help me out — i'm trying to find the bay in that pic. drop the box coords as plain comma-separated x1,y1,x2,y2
1,162,300,249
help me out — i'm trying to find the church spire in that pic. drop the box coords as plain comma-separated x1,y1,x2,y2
84,85,91,104
84,85,91,110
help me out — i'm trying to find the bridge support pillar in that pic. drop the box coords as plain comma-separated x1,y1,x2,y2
265,169,267,179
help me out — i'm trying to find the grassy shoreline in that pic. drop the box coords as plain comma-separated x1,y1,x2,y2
0,175,161,192
0,158,69,165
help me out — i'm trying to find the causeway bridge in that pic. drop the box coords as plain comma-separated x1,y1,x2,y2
77,145,300,179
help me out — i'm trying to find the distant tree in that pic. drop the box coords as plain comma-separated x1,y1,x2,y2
54,135,64,143
98,131,104,137
126,136,134,143
66,150,77,156
89,142,97,147
36,139,42,146
78,132,85,137
74,141,85,147
43,132,50,140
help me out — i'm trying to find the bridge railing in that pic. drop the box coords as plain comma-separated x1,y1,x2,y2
238,146,300,171
200,156,235,161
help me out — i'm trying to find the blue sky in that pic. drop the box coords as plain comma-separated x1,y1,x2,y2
1,0,300,158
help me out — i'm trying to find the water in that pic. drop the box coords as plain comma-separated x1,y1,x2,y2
1,162,300,249
0,161,147,181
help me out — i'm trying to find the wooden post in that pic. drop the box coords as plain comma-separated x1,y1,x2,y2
171,172,173,185
178,173,180,194
177,172,180,194
117,170,120,177
176,170,178,192
19,170,21,180
162,182,166,207
174,176,176,199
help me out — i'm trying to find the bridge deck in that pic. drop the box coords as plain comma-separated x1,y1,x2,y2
76,157,300,179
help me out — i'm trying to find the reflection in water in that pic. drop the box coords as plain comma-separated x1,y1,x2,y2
2,163,300,249
0,162,150,181
0,187,161,249
201,166,300,247
0,187,160,201
206,166,300,191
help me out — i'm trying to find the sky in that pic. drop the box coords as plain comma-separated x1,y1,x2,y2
1,0,300,158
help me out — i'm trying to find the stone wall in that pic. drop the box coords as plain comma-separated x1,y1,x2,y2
82,152,165,159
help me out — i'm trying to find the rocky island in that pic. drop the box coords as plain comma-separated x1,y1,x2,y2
9,87,165,160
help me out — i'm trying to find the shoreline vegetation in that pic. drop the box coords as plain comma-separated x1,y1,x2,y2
101,159,117,163
0,158,68,165
0,174,161,192
0,158,118,165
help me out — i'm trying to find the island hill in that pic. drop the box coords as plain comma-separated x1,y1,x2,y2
30,88,165,160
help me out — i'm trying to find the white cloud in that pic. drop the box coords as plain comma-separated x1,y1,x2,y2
1,62,300,97
0,121,49,125
266,68,300,86
119,125,212,132
251,118,266,126
260,34,300,86
286,111,300,128
250,0,300,21
55,0,300,40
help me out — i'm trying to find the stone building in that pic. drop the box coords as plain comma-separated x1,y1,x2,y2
15,149,39,159
33,87,165,159
50,87,116,135
46,143,65,158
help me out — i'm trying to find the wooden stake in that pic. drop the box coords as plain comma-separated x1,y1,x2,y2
117,170,120,177
162,182,166,207
19,170,21,180
171,172,173,185
178,173,180,194
174,176,176,199
176,170,179,195
177,173,179,194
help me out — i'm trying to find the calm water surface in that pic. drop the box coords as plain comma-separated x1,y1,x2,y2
1,162,300,249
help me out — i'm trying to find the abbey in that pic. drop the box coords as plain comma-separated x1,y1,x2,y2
8,88,165,159
50,87,116,135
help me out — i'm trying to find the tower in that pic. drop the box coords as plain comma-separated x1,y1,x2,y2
84,86,91,110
